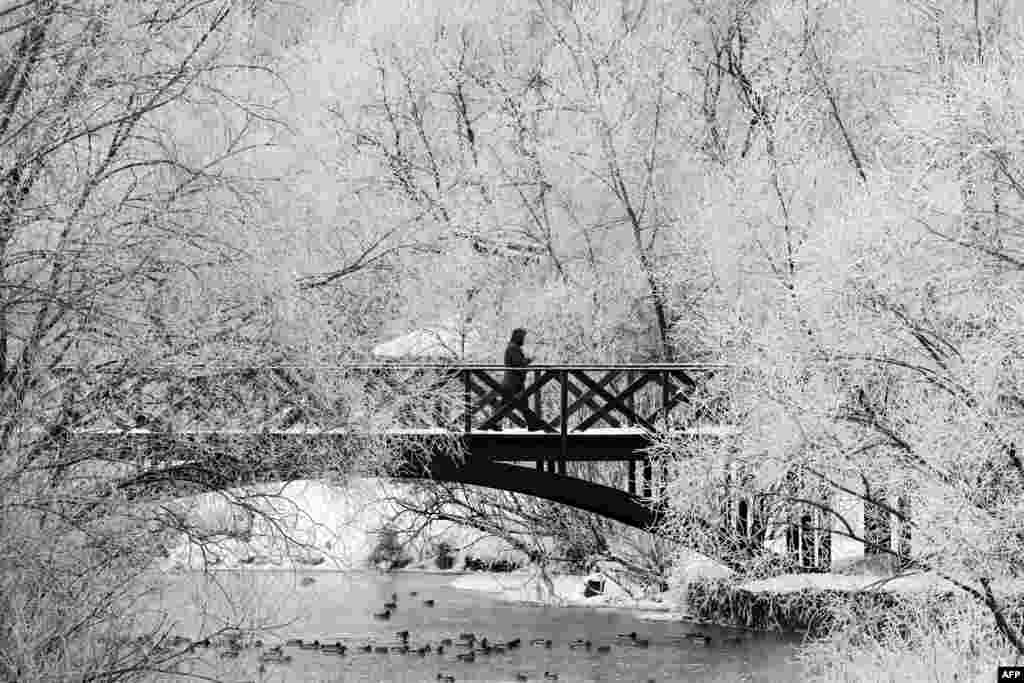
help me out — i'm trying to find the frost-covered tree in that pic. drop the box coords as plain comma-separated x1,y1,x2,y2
652,0,1024,668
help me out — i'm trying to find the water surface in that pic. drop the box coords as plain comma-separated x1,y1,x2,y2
147,570,803,682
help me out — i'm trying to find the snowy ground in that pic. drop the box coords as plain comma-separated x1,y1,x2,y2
159,477,989,629
739,572,956,595
158,477,699,620
160,478,536,572
447,570,696,623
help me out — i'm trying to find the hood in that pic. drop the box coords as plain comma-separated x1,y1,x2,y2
509,328,526,346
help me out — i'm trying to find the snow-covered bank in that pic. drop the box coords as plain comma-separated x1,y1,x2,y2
447,567,696,623
164,477,980,631
739,572,957,595
157,477,704,622
159,478,535,572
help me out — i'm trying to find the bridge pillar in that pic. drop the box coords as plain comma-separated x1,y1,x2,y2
532,369,543,424
642,458,652,498
463,369,472,432
627,460,636,495
558,368,567,477
624,370,635,426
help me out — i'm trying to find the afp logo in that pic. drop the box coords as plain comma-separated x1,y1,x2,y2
999,667,1024,680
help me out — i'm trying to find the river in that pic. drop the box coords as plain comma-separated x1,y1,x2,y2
145,569,804,682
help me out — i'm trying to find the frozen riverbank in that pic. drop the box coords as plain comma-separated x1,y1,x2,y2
447,569,694,620
160,477,990,636
158,477,707,624
160,478,536,572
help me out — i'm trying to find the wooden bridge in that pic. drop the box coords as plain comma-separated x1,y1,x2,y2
53,362,840,570
62,363,734,531
379,363,731,531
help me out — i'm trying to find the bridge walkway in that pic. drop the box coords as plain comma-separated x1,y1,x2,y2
60,364,753,535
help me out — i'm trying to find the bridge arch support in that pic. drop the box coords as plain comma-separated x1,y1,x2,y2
394,459,663,531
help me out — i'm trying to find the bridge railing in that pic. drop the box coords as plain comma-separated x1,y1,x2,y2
34,363,728,435
455,365,713,433
346,364,727,435
39,362,838,570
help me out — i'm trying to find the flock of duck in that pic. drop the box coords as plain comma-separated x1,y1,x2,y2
177,589,734,682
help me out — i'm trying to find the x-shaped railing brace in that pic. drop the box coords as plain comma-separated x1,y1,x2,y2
475,370,558,432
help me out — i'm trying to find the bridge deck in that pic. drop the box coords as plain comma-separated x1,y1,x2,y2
45,364,757,541
73,425,739,463
32,363,832,567
76,425,739,437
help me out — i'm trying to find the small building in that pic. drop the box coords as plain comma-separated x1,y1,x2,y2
371,323,485,362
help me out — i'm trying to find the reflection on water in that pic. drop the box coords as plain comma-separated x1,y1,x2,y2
145,570,802,682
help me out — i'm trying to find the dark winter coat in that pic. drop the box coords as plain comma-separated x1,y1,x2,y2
502,328,531,394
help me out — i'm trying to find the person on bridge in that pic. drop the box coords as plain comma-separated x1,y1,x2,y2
485,328,544,431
